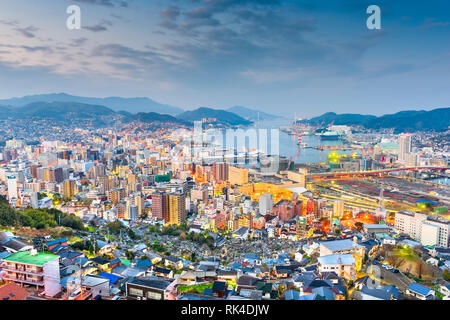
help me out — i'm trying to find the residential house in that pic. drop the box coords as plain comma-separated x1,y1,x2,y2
358,285,400,300
46,238,68,252
406,282,435,300
153,266,174,279
126,277,176,300
90,257,111,272
317,254,356,280
164,256,183,269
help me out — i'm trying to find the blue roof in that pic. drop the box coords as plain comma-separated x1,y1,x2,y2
228,261,242,270
361,285,399,300
320,239,362,252
0,251,12,259
49,244,69,252
47,238,67,246
284,290,300,300
407,282,432,296
312,287,336,300
96,240,109,249
318,254,355,265
243,254,260,260
136,259,153,268
98,272,123,284
74,257,90,266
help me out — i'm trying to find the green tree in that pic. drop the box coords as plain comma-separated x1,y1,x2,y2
125,250,135,261
443,269,450,282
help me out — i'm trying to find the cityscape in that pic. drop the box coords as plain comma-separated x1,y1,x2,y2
0,0,449,309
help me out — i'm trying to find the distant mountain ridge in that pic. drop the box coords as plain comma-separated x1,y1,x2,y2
0,101,249,128
303,112,376,125
227,106,281,121
177,107,253,126
0,93,184,115
123,112,189,125
303,108,450,132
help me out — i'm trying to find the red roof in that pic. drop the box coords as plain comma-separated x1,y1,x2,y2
0,282,30,300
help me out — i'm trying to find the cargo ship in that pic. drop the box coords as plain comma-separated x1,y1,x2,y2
318,130,342,140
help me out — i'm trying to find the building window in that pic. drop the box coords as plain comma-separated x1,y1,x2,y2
147,291,162,300
129,287,144,297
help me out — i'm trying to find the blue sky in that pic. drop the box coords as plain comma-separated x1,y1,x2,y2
0,0,449,117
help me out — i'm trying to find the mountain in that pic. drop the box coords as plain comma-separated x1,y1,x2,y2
8,102,118,125
123,112,190,125
303,112,377,126
16,102,116,119
303,108,450,132
0,105,13,119
227,106,281,121
0,93,184,115
177,107,253,126
364,108,450,132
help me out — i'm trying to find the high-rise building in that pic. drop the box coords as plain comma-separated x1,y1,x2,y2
191,188,209,203
152,192,168,221
212,163,229,183
30,192,39,209
398,134,412,163
273,200,302,222
259,193,274,215
106,188,126,205
395,211,450,247
7,176,18,200
49,167,64,183
333,200,345,218
62,180,76,199
167,193,186,226
128,205,139,221
228,166,249,185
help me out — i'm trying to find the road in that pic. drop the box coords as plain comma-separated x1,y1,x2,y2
366,263,412,292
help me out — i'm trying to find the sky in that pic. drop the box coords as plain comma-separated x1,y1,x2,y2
0,0,449,118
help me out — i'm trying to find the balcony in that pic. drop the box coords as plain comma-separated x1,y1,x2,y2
2,265,44,276
3,274,44,286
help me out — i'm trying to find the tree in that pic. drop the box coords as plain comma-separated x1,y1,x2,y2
387,255,405,269
128,228,139,240
125,250,135,261
106,221,124,235
355,222,364,231
443,269,450,281
417,259,427,279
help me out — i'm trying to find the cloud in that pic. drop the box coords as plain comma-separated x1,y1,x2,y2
83,19,113,32
0,20,39,38
70,0,129,7
421,18,450,29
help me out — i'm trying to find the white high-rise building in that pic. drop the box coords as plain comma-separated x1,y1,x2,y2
259,193,274,215
395,211,450,247
394,211,427,240
30,192,39,209
7,175,18,200
398,134,412,163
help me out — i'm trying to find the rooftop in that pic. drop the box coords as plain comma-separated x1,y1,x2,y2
320,239,363,252
318,254,355,265
1,251,58,266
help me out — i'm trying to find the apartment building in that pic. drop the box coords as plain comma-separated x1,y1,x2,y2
395,211,450,247
0,250,61,297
